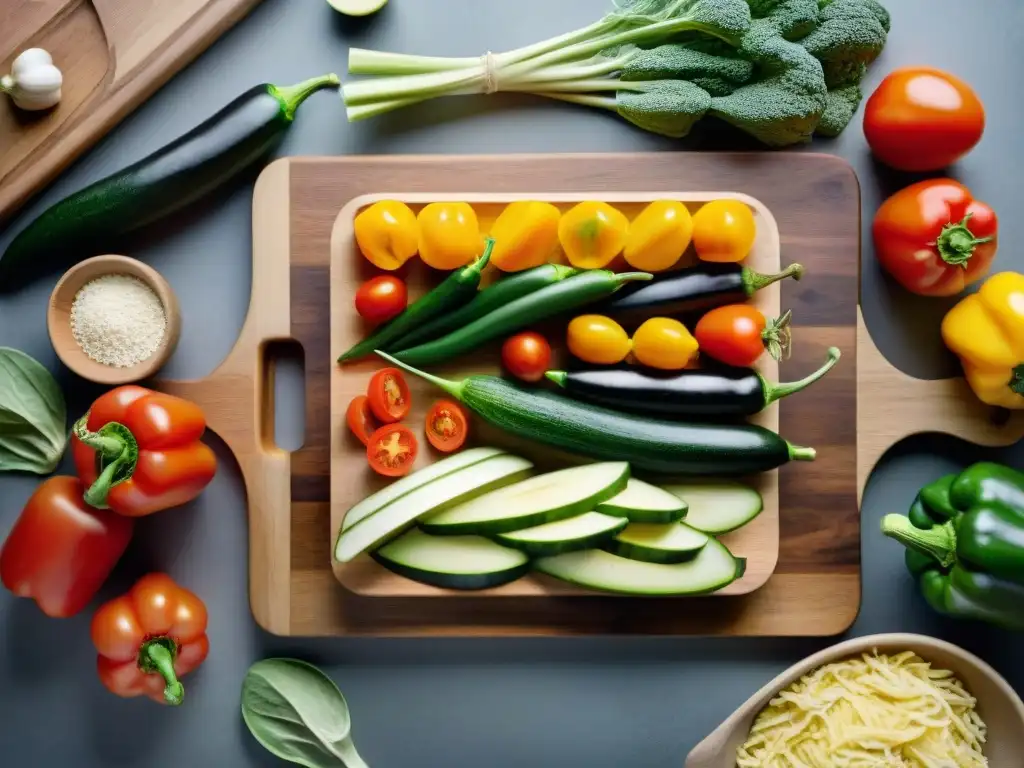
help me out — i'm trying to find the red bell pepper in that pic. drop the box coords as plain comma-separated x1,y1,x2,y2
91,573,209,706
71,386,217,517
0,476,133,618
873,179,998,297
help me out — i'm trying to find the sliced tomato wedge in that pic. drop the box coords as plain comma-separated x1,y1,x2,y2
367,368,411,424
366,424,418,477
346,395,378,446
424,400,469,453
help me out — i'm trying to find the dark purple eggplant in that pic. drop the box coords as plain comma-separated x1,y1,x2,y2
545,347,840,418
596,262,803,322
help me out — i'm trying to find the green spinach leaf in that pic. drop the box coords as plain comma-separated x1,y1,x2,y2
0,348,66,474
241,658,369,768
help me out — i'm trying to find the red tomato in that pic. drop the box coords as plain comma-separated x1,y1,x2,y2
355,276,407,324
366,424,418,477
366,368,411,423
864,68,985,172
501,332,552,382
346,395,378,445
425,400,469,453
873,179,997,297
695,305,791,367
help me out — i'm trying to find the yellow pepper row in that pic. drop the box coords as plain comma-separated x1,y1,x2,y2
353,198,756,274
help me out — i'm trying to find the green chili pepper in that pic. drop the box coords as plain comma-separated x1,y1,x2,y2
882,462,1024,631
338,238,494,363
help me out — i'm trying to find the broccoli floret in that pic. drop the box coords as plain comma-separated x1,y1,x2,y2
815,82,863,136
622,45,755,87
709,18,827,146
801,0,889,88
617,79,713,138
747,0,820,39
610,0,753,44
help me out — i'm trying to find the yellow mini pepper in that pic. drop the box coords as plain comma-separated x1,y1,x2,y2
942,272,1024,409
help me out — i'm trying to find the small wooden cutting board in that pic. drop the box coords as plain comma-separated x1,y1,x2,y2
0,0,263,223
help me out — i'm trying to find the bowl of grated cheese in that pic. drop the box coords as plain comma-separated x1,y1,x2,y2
47,255,181,385
686,633,1024,768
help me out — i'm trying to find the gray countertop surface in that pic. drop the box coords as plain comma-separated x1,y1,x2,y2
2,1,1023,765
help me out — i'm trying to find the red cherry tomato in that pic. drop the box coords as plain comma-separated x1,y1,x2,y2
501,332,552,383
346,395,378,445
425,400,469,453
355,276,408,324
366,368,411,423
873,179,997,297
695,305,791,368
366,424,418,477
864,68,985,172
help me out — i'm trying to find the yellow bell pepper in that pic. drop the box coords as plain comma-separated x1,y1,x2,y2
489,201,561,272
353,200,419,271
942,272,1024,409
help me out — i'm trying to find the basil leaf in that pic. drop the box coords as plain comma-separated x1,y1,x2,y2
241,658,369,768
0,348,67,475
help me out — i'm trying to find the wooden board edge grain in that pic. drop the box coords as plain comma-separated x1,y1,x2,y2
856,308,1024,505
328,190,781,599
0,0,264,223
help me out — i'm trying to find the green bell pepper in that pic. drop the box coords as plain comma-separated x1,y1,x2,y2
881,461,1024,631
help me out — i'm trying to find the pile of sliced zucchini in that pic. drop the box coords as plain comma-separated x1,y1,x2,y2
333,452,765,595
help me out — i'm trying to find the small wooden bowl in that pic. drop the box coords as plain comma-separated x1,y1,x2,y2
47,255,181,385
686,633,1024,768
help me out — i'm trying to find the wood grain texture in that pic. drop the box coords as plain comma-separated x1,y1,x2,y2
159,152,863,637
856,308,1024,503
330,192,781,598
0,0,263,223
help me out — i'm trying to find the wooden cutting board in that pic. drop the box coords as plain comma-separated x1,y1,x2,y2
159,152,1024,638
329,191,783,599
0,0,263,223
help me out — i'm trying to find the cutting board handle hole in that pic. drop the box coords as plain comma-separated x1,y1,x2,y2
261,340,305,453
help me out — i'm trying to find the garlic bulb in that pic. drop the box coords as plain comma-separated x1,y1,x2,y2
1,48,63,111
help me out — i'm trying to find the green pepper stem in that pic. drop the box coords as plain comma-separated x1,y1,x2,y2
143,641,184,707
788,444,816,461
545,371,568,387
744,263,804,295
762,347,841,407
272,74,341,121
466,237,495,276
881,514,957,569
935,213,993,268
75,415,139,509
375,351,466,401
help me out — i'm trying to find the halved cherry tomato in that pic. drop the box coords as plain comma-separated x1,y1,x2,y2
694,305,791,367
346,395,378,445
367,425,418,477
501,332,552,382
864,67,985,172
355,276,407,324
367,368,411,424
425,400,469,453
692,200,756,264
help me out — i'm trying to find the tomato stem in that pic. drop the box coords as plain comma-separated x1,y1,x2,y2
762,347,841,407
761,309,793,362
1008,365,1024,397
139,637,184,706
936,213,993,267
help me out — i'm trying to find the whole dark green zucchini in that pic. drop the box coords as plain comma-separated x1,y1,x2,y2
377,352,815,476
0,74,339,291
393,269,652,367
390,264,580,351
339,239,494,362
